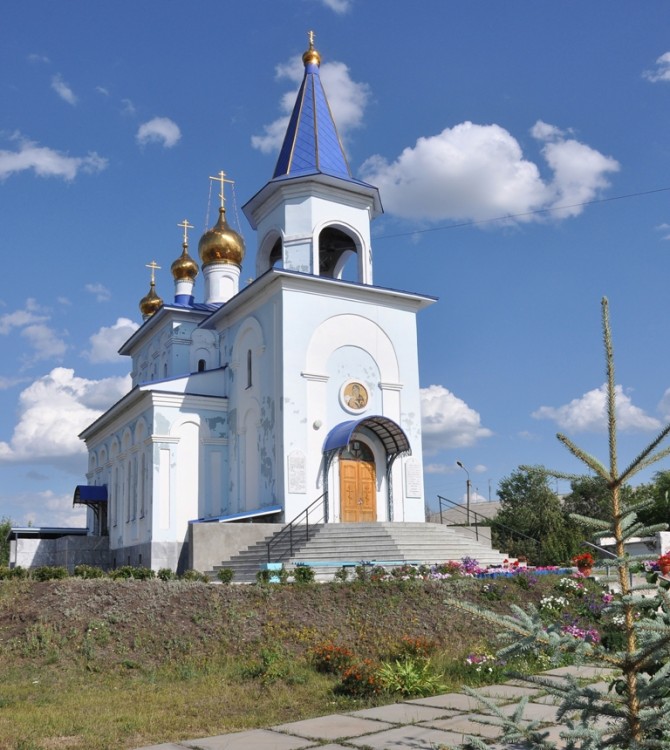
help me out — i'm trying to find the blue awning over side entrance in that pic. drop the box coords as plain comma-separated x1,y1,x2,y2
322,416,411,457
73,485,108,505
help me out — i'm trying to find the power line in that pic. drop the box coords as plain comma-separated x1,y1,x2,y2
372,186,670,241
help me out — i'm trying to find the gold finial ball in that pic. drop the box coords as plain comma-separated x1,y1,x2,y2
171,245,199,281
139,283,163,318
198,207,245,267
302,31,321,67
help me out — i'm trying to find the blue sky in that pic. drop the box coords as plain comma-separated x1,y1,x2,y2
1,0,669,526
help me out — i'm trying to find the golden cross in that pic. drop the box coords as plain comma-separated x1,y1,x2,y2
177,219,194,245
145,260,161,285
209,170,235,210
308,30,315,48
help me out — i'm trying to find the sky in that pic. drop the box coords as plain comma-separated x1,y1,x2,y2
1,0,669,527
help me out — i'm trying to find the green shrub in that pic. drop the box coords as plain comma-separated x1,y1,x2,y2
377,656,446,697
293,564,314,584
216,568,234,584
240,646,300,685
31,566,69,581
0,565,27,579
180,569,209,583
109,565,155,580
157,568,175,581
333,566,349,582
73,564,105,579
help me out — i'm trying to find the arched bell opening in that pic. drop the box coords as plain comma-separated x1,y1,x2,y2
268,237,283,269
318,227,358,280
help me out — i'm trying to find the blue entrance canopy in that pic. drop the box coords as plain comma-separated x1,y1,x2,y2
323,416,410,457
73,485,108,505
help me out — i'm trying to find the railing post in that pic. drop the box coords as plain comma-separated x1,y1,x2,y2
289,523,293,557
439,497,444,525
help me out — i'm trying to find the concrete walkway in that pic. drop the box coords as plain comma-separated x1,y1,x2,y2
133,665,617,750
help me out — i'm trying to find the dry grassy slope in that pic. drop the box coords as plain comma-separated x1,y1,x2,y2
0,577,546,668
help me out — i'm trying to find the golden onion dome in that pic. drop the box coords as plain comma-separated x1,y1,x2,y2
198,207,245,267
171,243,199,281
302,34,321,67
139,281,163,318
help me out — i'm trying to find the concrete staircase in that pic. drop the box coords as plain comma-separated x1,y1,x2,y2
208,522,512,583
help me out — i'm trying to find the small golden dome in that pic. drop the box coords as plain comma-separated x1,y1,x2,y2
302,35,321,67
198,207,245,267
171,243,199,281
139,281,163,318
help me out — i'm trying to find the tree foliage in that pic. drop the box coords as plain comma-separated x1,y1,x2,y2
0,517,11,566
492,467,582,565
632,470,670,528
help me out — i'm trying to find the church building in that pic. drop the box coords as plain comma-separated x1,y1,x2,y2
74,36,435,572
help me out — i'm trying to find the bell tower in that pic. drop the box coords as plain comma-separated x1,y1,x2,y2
243,33,382,285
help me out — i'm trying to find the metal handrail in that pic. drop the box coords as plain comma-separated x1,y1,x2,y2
436,494,541,547
437,494,482,540
267,493,326,563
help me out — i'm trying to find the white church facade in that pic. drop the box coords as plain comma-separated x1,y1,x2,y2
73,36,435,572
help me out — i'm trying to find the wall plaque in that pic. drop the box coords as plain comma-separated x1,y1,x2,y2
287,450,306,494
405,460,422,498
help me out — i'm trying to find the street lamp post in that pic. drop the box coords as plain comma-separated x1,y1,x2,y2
456,461,471,526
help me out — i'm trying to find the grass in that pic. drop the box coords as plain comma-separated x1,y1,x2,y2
0,573,610,750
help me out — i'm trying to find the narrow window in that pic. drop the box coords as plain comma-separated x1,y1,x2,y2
198,359,206,372
246,349,252,389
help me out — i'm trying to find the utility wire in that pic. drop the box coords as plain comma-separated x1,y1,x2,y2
372,186,670,241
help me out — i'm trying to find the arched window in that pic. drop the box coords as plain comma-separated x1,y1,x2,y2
198,359,206,372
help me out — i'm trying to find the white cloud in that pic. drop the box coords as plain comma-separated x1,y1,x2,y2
85,282,111,302
83,317,139,363
420,384,493,454
28,53,50,64
51,74,77,105
251,56,370,154
424,463,453,474
0,134,107,181
0,376,27,390
657,389,670,421
0,367,130,469
532,383,661,432
359,120,619,224
656,223,670,241
0,300,49,334
121,98,136,116
96,86,109,96
0,300,68,367
136,117,181,148
317,0,352,12
21,324,68,364
643,52,670,83
9,490,86,528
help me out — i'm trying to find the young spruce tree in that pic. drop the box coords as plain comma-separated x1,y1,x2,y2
449,298,670,749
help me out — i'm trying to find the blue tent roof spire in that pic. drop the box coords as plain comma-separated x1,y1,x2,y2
272,33,352,181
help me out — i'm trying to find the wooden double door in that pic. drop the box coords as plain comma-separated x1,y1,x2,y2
339,441,377,522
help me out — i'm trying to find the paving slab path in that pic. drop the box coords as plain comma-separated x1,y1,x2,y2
133,665,618,750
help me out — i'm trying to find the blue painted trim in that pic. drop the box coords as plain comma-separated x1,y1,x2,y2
174,294,194,306
190,505,282,524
